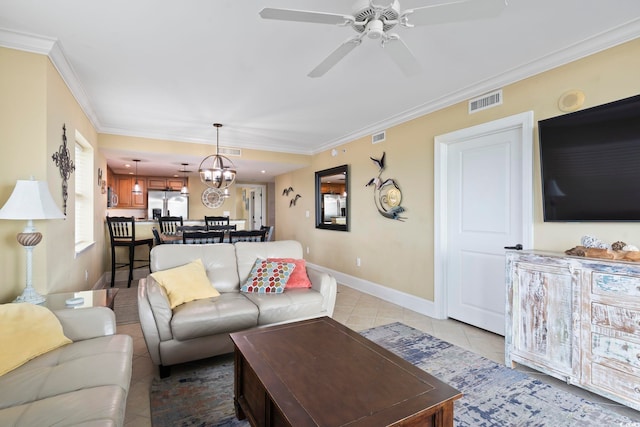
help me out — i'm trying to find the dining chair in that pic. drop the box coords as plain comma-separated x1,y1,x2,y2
106,216,154,288
158,216,184,235
204,216,230,228
228,229,268,243
177,225,207,232
182,230,225,244
151,227,162,246
207,224,237,232
260,225,275,242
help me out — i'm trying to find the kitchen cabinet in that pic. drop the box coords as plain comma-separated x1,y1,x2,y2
506,250,640,411
147,177,186,191
115,175,146,208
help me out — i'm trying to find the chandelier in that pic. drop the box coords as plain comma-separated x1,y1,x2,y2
199,123,236,190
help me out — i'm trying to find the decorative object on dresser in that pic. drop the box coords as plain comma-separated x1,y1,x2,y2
565,235,640,261
0,178,65,303
51,123,75,215
505,250,640,411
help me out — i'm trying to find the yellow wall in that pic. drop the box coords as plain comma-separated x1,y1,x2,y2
276,38,640,301
0,48,102,303
2,38,639,304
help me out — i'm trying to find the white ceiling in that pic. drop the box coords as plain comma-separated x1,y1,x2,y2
1,1,640,181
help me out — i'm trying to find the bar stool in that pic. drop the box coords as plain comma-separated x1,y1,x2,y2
106,216,153,288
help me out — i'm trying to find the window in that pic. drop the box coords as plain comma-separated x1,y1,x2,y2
75,131,94,253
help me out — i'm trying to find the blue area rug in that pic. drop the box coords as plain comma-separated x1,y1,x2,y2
150,322,640,426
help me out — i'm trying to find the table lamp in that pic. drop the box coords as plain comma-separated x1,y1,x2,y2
0,178,65,304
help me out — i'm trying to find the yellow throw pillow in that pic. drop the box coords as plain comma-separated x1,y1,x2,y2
150,259,220,309
0,303,72,376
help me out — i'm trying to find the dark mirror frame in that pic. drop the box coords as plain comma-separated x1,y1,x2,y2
315,164,349,231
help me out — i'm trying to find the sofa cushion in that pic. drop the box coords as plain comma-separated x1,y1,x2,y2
0,334,132,426
268,258,312,288
170,293,259,341
0,303,72,376
241,259,296,294
243,288,324,325
235,240,304,284
150,259,220,309
151,243,240,292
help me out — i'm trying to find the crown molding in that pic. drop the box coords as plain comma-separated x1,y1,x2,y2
3,18,639,156
0,27,101,132
312,18,640,154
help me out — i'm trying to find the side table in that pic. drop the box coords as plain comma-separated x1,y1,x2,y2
44,288,119,310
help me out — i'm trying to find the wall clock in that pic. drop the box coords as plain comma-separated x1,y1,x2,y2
201,187,225,209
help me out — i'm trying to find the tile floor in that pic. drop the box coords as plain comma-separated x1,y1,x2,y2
119,284,639,426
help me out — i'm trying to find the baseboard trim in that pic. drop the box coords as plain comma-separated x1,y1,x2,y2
307,263,442,319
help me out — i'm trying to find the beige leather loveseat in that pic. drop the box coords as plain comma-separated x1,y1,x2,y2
138,240,337,377
0,307,133,426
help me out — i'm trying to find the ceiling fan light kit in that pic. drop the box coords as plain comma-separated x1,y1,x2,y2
260,0,506,78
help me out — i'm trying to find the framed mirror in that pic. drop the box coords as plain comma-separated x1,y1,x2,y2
315,164,349,231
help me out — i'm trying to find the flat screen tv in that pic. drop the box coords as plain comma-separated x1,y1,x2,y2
539,93,640,222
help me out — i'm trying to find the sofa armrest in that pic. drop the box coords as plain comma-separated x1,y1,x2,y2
306,267,337,316
138,276,174,366
53,306,116,341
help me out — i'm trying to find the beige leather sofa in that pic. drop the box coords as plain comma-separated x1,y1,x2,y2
138,240,337,377
0,307,133,426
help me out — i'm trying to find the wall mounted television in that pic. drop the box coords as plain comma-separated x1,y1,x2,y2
539,93,640,222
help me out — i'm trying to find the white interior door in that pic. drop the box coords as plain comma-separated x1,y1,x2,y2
434,112,534,335
240,184,265,230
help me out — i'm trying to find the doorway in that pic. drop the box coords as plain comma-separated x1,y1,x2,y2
434,111,534,335
237,184,266,230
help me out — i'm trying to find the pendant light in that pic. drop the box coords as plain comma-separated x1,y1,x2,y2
199,123,236,189
132,159,142,195
180,163,190,196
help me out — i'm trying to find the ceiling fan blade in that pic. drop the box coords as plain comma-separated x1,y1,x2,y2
259,8,354,25
308,36,362,78
383,35,422,77
401,0,505,26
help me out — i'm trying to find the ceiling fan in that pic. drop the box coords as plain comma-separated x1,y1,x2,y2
259,0,506,78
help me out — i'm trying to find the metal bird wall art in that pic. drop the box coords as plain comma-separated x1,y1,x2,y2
283,186,301,207
282,186,294,196
365,151,406,221
289,194,302,207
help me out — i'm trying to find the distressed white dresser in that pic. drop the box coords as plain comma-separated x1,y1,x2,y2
505,250,640,411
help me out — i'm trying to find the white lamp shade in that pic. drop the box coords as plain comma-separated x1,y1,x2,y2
0,180,65,220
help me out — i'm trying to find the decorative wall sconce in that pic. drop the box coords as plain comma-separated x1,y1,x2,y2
51,124,75,215
365,152,406,221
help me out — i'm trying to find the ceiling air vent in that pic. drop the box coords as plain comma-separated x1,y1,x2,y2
219,147,241,157
469,89,502,114
372,130,386,144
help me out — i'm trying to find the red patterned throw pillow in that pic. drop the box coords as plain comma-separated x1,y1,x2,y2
241,259,296,293
267,258,312,289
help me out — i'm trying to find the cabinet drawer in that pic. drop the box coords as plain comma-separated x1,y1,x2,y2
591,272,640,298
592,302,640,337
591,332,640,372
590,362,640,405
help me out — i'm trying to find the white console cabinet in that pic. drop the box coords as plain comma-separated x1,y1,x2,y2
506,250,640,411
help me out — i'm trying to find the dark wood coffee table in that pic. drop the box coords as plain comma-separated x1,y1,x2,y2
230,317,462,427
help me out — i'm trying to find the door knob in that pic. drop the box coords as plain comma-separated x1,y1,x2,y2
504,244,523,250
